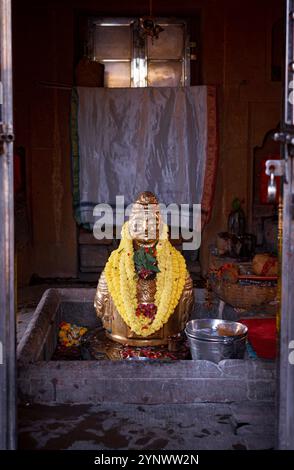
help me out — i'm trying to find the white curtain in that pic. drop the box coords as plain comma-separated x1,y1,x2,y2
74,86,209,226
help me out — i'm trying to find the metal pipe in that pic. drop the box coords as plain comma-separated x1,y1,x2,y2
0,0,16,450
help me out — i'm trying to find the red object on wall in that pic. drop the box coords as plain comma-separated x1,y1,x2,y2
259,155,280,204
240,318,276,359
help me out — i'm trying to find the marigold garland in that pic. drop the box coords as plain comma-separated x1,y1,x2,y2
104,222,187,337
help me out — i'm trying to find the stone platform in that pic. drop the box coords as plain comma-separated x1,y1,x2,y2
17,288,276,406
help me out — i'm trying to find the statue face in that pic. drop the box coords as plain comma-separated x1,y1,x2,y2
128,205,161,245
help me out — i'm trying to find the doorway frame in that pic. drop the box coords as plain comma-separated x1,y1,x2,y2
0,0,16,450
277,0,294,450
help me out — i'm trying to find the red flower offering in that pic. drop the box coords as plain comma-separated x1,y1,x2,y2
135,303,157,322
138,267,155,279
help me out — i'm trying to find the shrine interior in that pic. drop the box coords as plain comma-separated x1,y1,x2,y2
13,0,282,286
12,0,283,451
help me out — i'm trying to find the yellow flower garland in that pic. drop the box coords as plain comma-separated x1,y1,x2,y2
104,222,187,337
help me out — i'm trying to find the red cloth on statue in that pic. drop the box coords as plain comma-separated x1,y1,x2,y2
240,318,276,360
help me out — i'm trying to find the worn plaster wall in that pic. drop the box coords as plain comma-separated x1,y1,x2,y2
200,0,283,272
12,0,283,283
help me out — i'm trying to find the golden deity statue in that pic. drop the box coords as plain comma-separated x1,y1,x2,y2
94,191,194,346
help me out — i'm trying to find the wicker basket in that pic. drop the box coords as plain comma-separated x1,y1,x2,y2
210,279,277,309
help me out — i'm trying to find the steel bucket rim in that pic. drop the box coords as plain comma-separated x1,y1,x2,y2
185,318,248,343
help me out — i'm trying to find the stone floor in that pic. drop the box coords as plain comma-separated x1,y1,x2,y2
18,402,275,450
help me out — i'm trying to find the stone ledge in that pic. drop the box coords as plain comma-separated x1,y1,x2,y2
18,360,275,405
17,289,60,364
219,359,276,380
18,360,223,378
246,360,276,380
218,359,247,376
247,380,276,401
18,358,275,380
19,375,249,404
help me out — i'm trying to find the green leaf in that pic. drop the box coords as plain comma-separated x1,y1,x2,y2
134,250,143,265
152,265,160,273
133,246,160,273
135,261,143,270
138,250,145,263
145,252,156,263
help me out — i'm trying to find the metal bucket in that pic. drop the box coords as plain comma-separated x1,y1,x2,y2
185,319,248,363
